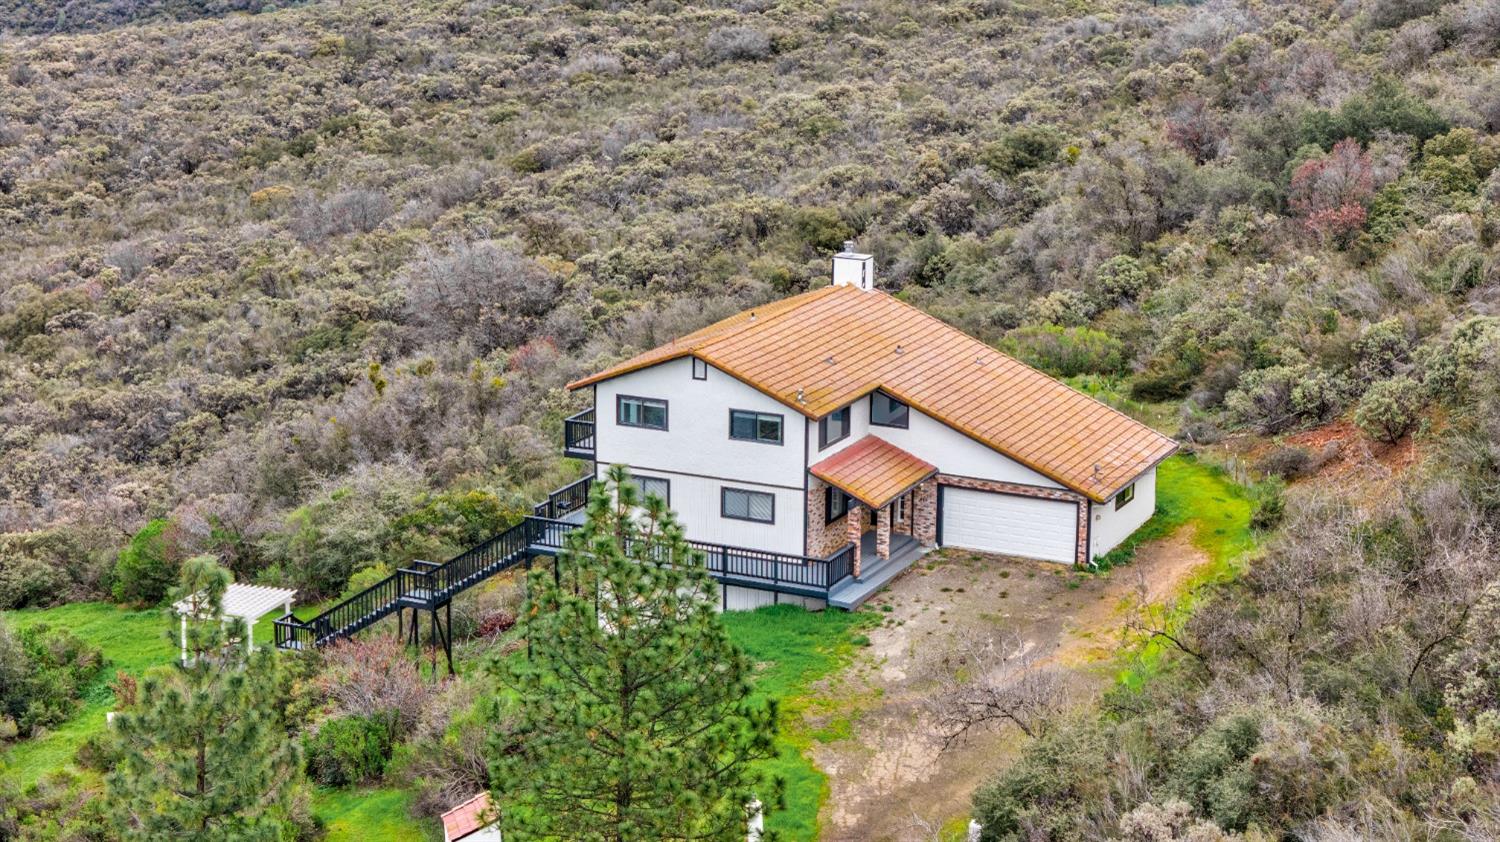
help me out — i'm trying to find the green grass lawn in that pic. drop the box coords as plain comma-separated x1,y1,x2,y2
2,600,434,840
722,604,878,842
312,786,439,841
1102,453,1259,687
2,601,172,788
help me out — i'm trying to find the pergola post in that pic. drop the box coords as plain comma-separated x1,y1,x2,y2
180,615,188,666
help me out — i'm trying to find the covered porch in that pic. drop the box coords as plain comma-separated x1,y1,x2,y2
811,435,939,607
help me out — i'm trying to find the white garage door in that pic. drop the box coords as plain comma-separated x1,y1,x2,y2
940,487,1077,563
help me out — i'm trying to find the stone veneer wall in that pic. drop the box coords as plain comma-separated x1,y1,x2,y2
931,474,1091,567
805,476,855,558
913,479,938,545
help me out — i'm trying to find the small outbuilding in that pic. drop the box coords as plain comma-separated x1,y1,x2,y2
441,792,500,842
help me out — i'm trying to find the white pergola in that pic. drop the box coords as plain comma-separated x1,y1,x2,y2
173,583,296,664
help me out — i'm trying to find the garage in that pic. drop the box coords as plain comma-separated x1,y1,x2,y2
939,486,1078,563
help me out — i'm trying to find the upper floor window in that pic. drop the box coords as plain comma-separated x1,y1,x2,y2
692,358,708,380
729,409,783,445
617,395,668,430
870,391,909,428
819,406,851,450
722,487,775,524
1114,483,1136,510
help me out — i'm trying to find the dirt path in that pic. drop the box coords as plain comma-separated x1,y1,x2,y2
806,531,1209,840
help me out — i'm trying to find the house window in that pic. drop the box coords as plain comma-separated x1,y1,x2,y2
626,474,670,505
722,487,775,524
692,358,708,380
825,487,851,523
617,395,668,430
870,391,909,428
1114,483,1136,511
729,409,783,445
819,406,851,449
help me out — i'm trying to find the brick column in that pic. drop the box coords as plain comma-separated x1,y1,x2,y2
847,502,863,577
913,480,937,546
875,505,891,560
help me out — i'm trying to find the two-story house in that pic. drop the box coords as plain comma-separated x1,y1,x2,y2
561,244,1177,610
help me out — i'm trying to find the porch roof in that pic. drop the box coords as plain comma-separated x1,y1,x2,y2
810,435,937,510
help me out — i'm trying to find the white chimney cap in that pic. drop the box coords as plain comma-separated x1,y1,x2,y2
832,243,874,291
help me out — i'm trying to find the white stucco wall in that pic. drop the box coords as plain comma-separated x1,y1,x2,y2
1088,466,1158,559
594,357,808,556
806,392,1064,490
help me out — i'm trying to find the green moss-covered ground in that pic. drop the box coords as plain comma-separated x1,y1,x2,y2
2,602,171,788
1101,453,1259,687
1,601,436,839
312,786,438,841
722,604,878,841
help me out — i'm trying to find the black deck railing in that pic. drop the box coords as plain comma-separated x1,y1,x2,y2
532,475,593,519
275,479,857,650
563,409,595,459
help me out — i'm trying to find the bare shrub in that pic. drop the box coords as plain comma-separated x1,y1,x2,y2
317,631,433,737
561,52,624,78
1385,19,1441,70
1456,0,1500,54
704,26,771,64
924,631,1071,749
402,240,561,353
391,680,502,817
293,189,391,243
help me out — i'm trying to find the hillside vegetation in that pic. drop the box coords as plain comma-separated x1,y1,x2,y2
2,0,1500,837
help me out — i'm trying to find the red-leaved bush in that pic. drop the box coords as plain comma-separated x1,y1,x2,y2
1289,138,1375,245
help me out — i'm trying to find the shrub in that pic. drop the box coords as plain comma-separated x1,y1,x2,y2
0,619,104,739
704,26,771,64
1289,139,1374,245
978,125,1063,177
1254,446,1313,480
1300,78,1448,147
1092,255,1151,306
1224,365,1306,434
1001,325,1127,378
304,714,395,786
971,716,1115,839
316,634,430,737
1024,289,1096,327
1351,317,1412,383
1354,375,1424,443
111,519,182,606
788,206,853,253
1249,478,1287,530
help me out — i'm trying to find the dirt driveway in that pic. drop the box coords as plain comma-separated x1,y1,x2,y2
805,532,1208,840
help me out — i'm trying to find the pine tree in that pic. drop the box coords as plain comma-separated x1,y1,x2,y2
105,556,302,841
490,465,779,841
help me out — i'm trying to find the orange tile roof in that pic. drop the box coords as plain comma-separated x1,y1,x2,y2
810,435,938,509
569,285,1177,502
441,792,493,841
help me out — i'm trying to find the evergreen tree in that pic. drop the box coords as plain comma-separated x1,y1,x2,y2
105,556,302,841
490,465,779,841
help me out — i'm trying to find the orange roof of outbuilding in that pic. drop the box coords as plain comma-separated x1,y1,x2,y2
441,792,493,841
568,285,1177,502
810,436,938,509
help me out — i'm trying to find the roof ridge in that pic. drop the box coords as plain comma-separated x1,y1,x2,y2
691,284,846,355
